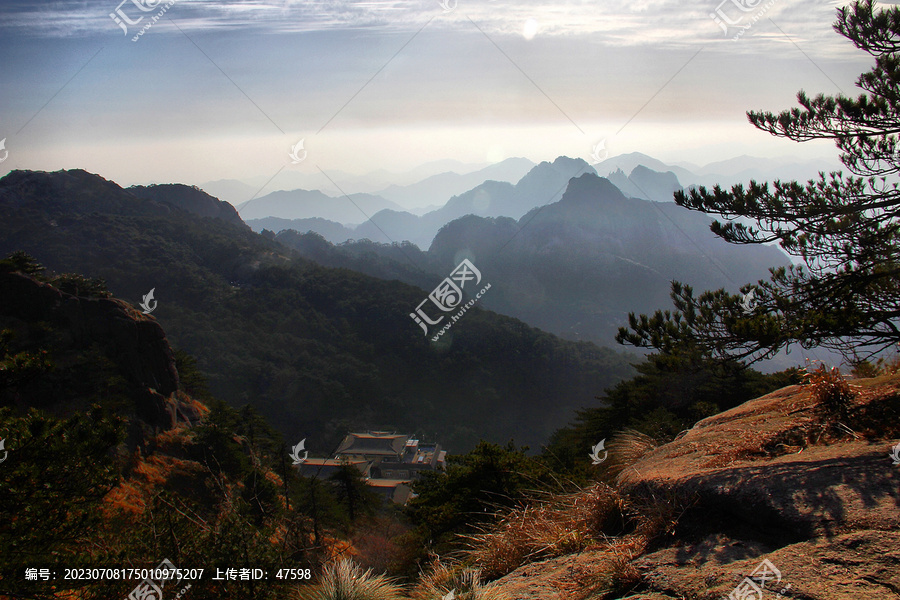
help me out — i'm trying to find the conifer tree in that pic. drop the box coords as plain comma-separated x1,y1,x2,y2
618,0,900,362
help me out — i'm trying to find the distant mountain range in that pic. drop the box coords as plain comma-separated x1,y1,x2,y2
0,168,635,451
199,157,534,210
107,152,833,366
596,152,839,190
274,171,791,349
247,157,597,248
606,164,682,203
374,157,535,210
239,152,839,250
236,189,406,224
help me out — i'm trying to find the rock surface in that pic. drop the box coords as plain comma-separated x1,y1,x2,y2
491,377,900,599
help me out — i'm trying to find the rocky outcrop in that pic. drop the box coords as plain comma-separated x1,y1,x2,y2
616,381,900,541
491,376,900,599
0,271,184,429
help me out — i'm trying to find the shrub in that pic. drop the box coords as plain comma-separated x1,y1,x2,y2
802,362,856,419
50,273,111,298
850,351,900,379
294,559,406,600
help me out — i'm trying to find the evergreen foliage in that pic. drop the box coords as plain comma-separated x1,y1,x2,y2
617,0,900,363
405,441,557,558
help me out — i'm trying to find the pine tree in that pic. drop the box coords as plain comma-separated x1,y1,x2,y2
618,0,900,363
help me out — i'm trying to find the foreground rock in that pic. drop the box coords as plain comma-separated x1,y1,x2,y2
491,375,900,599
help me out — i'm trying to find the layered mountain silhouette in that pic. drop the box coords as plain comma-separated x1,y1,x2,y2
0,168,635,451
245,152,826,249
594,151,839,190
236,188,404,224
606,164,682,203
200,158,534,209
277,172,790,348
248,157,597,248
374,156,535,210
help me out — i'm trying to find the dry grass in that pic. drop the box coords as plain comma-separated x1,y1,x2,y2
623,486,697,542
604,429,658,481
409,562,513,600
464,482,624,580
562,552,643,600
293,559,406,600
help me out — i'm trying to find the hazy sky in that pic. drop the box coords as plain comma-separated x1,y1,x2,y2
0,0,879,190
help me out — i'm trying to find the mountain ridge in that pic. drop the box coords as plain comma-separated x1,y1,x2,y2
0,168,636,451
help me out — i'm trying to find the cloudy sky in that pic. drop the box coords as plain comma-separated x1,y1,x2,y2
0,0,878,193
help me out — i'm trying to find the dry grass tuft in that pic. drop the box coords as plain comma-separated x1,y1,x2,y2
410,562,513,600
464,482,624,580
623,486,697,543
604,429,658,480
293,559,406,600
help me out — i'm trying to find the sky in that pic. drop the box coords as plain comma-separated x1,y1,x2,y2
0,0,881,193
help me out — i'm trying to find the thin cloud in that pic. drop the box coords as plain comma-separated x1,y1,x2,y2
0,0,859,57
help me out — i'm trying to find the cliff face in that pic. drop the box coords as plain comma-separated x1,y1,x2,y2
489,376,900,599
0,270,196,430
